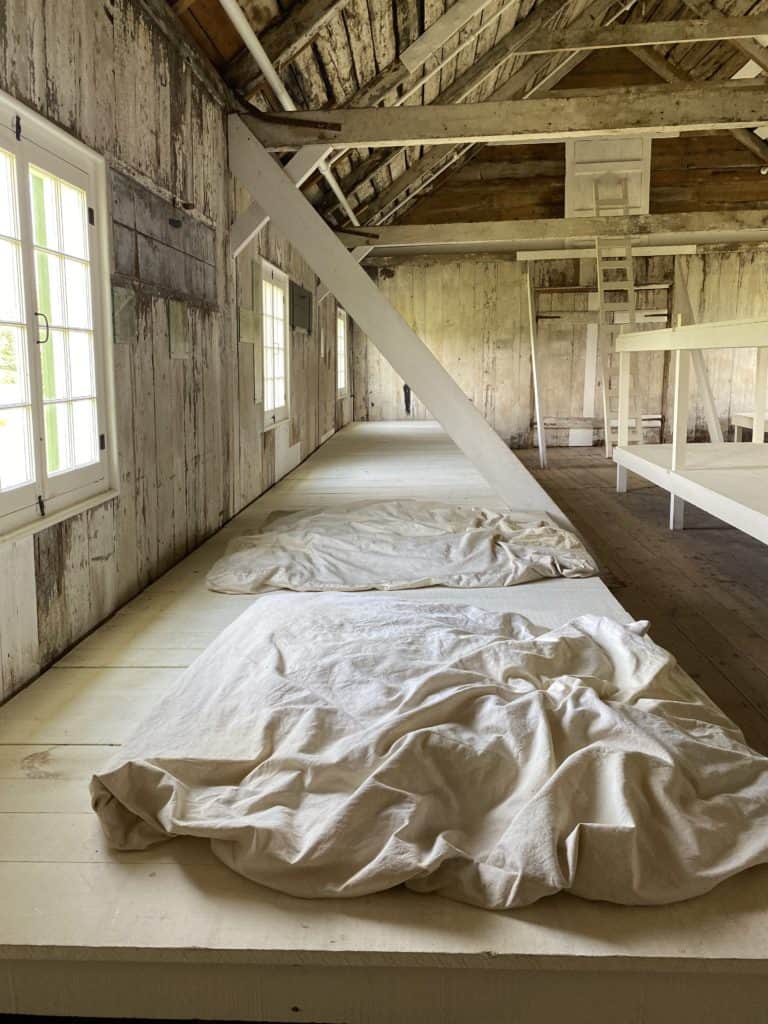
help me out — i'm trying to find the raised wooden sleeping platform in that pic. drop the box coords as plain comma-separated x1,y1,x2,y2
2,422,767,1023
613,317,768,541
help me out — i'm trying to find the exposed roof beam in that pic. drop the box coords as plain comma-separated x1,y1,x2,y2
367,49,593,226
318,0,589,218
225,0,353,98
514,14,768,55
400,0,499,73
172,0,197,14
629,46,768,164
245,81,768,151
679,0,768,75
336,209,768,252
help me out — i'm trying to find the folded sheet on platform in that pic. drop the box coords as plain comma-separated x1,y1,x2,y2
92,594,768,910
205,500,597,594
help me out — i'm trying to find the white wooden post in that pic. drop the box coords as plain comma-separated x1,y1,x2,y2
526,270,547,469
752,346,768,443
598,327,613,458
671,348,691,472
229,115,528,507
670,494,686,530
617,349,630,448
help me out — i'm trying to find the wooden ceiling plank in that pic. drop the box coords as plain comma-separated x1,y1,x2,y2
172,0,197,14
679,0,768,75
245,81,768,151
514,14,768,55
400,0,500,72
225,0,355,95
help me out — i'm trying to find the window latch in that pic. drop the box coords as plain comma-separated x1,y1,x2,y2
37,495,45,517
14,115,21,141
34,311,50,344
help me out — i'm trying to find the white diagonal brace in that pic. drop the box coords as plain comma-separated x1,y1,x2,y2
318,247,372,302
675,263,724,443
231,144,332,257
229,114,527,506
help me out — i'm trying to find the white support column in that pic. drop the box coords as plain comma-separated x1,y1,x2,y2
525,270,547,469
616,464,628,493
753,346,768,443
231,144,333,257
671,348,691,472
318,247,372,301
691,349,724,443
617,349,630,449
669,494,686,530
229,115,527,506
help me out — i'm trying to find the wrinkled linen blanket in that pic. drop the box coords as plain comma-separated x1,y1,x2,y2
206,500,597,594
92,594,768,910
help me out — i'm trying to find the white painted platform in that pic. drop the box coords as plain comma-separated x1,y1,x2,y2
2,422,768,1023
615,442,768,545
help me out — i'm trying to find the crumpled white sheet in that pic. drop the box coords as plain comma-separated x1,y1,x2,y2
91,594,768,910
205,500,597,594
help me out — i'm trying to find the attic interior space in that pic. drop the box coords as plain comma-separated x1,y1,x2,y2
3,0,768,1020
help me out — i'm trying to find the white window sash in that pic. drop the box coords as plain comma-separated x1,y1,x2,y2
0,92,112,536
259,259,290,428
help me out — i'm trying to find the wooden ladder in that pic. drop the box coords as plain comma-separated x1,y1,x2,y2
593,174,640,457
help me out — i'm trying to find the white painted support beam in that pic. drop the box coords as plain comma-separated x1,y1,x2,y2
318,246,372,301
525,271,547,470
336,209,768,251
231,145,333,257
229,115,526,506
753,347,768,443
670,494,686,530
400,0,498,72
617,317,768,353
616,464,628,494
671,349,691,473
246,82,768,151
515,15,768,55
617,350,631,449
517,245,697,261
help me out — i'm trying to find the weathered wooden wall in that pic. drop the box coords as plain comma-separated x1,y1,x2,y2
0,0,347,702
353,258,532,447
353,249,768,448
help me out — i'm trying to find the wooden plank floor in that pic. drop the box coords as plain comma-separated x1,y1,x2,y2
2,424,768,1022
518,446,768,754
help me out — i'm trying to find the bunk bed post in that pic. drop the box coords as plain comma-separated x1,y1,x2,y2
753,346,768,443
616,349,630,492
669,347,691,530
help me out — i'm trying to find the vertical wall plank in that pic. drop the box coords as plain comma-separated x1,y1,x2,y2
0,538,39,701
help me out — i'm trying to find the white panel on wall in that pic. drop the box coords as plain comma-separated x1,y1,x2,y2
565,136,652,217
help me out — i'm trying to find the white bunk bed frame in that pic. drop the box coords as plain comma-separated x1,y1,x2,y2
614,317,768,540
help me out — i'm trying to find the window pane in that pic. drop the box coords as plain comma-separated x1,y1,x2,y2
45,402,73,475
262,280,273,317
0,239,23,322
0,149,19,240
35,250,65,324
64,258,92,328
0,325,29,405
68,331,95,397
0,406,34,490
72,398,98,467
60,181,88,259
273,287,284,319
41,329,68,401
29,167,60,251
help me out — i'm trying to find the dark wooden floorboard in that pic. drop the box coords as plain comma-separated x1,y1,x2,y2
518,447,768,754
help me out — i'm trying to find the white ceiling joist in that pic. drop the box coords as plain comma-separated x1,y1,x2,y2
247,81,768,151
229,114,531,508
515,14,768,55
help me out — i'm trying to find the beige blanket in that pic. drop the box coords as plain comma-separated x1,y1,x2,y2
206,500,597,594
92,595,768,910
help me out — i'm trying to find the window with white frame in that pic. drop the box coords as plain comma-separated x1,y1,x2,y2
0,91,112,536
336,307,348,395
260,260,289,427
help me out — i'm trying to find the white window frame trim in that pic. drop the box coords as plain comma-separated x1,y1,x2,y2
336,305,349,397
0,89,117,542
258,257,290,431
